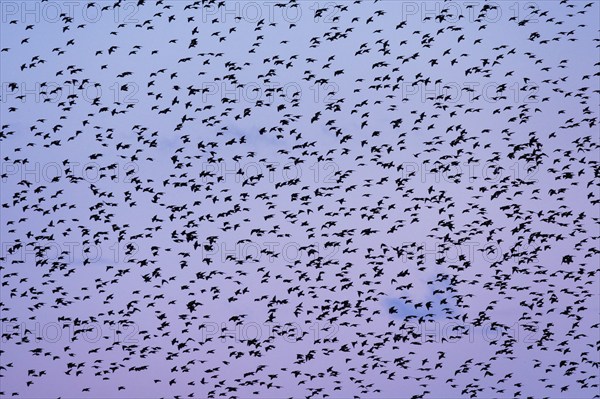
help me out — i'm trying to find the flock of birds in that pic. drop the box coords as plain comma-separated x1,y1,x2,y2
0,0,599,398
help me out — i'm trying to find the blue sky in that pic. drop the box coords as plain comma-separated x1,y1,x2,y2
1,1,599,398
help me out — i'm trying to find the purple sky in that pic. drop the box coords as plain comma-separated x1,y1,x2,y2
1,1,599,398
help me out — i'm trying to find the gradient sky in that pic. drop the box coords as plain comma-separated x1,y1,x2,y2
1,1,599,398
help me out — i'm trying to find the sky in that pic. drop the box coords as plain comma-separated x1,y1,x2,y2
0,1,599,398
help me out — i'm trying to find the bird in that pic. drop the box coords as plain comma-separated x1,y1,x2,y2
0,0,598,398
